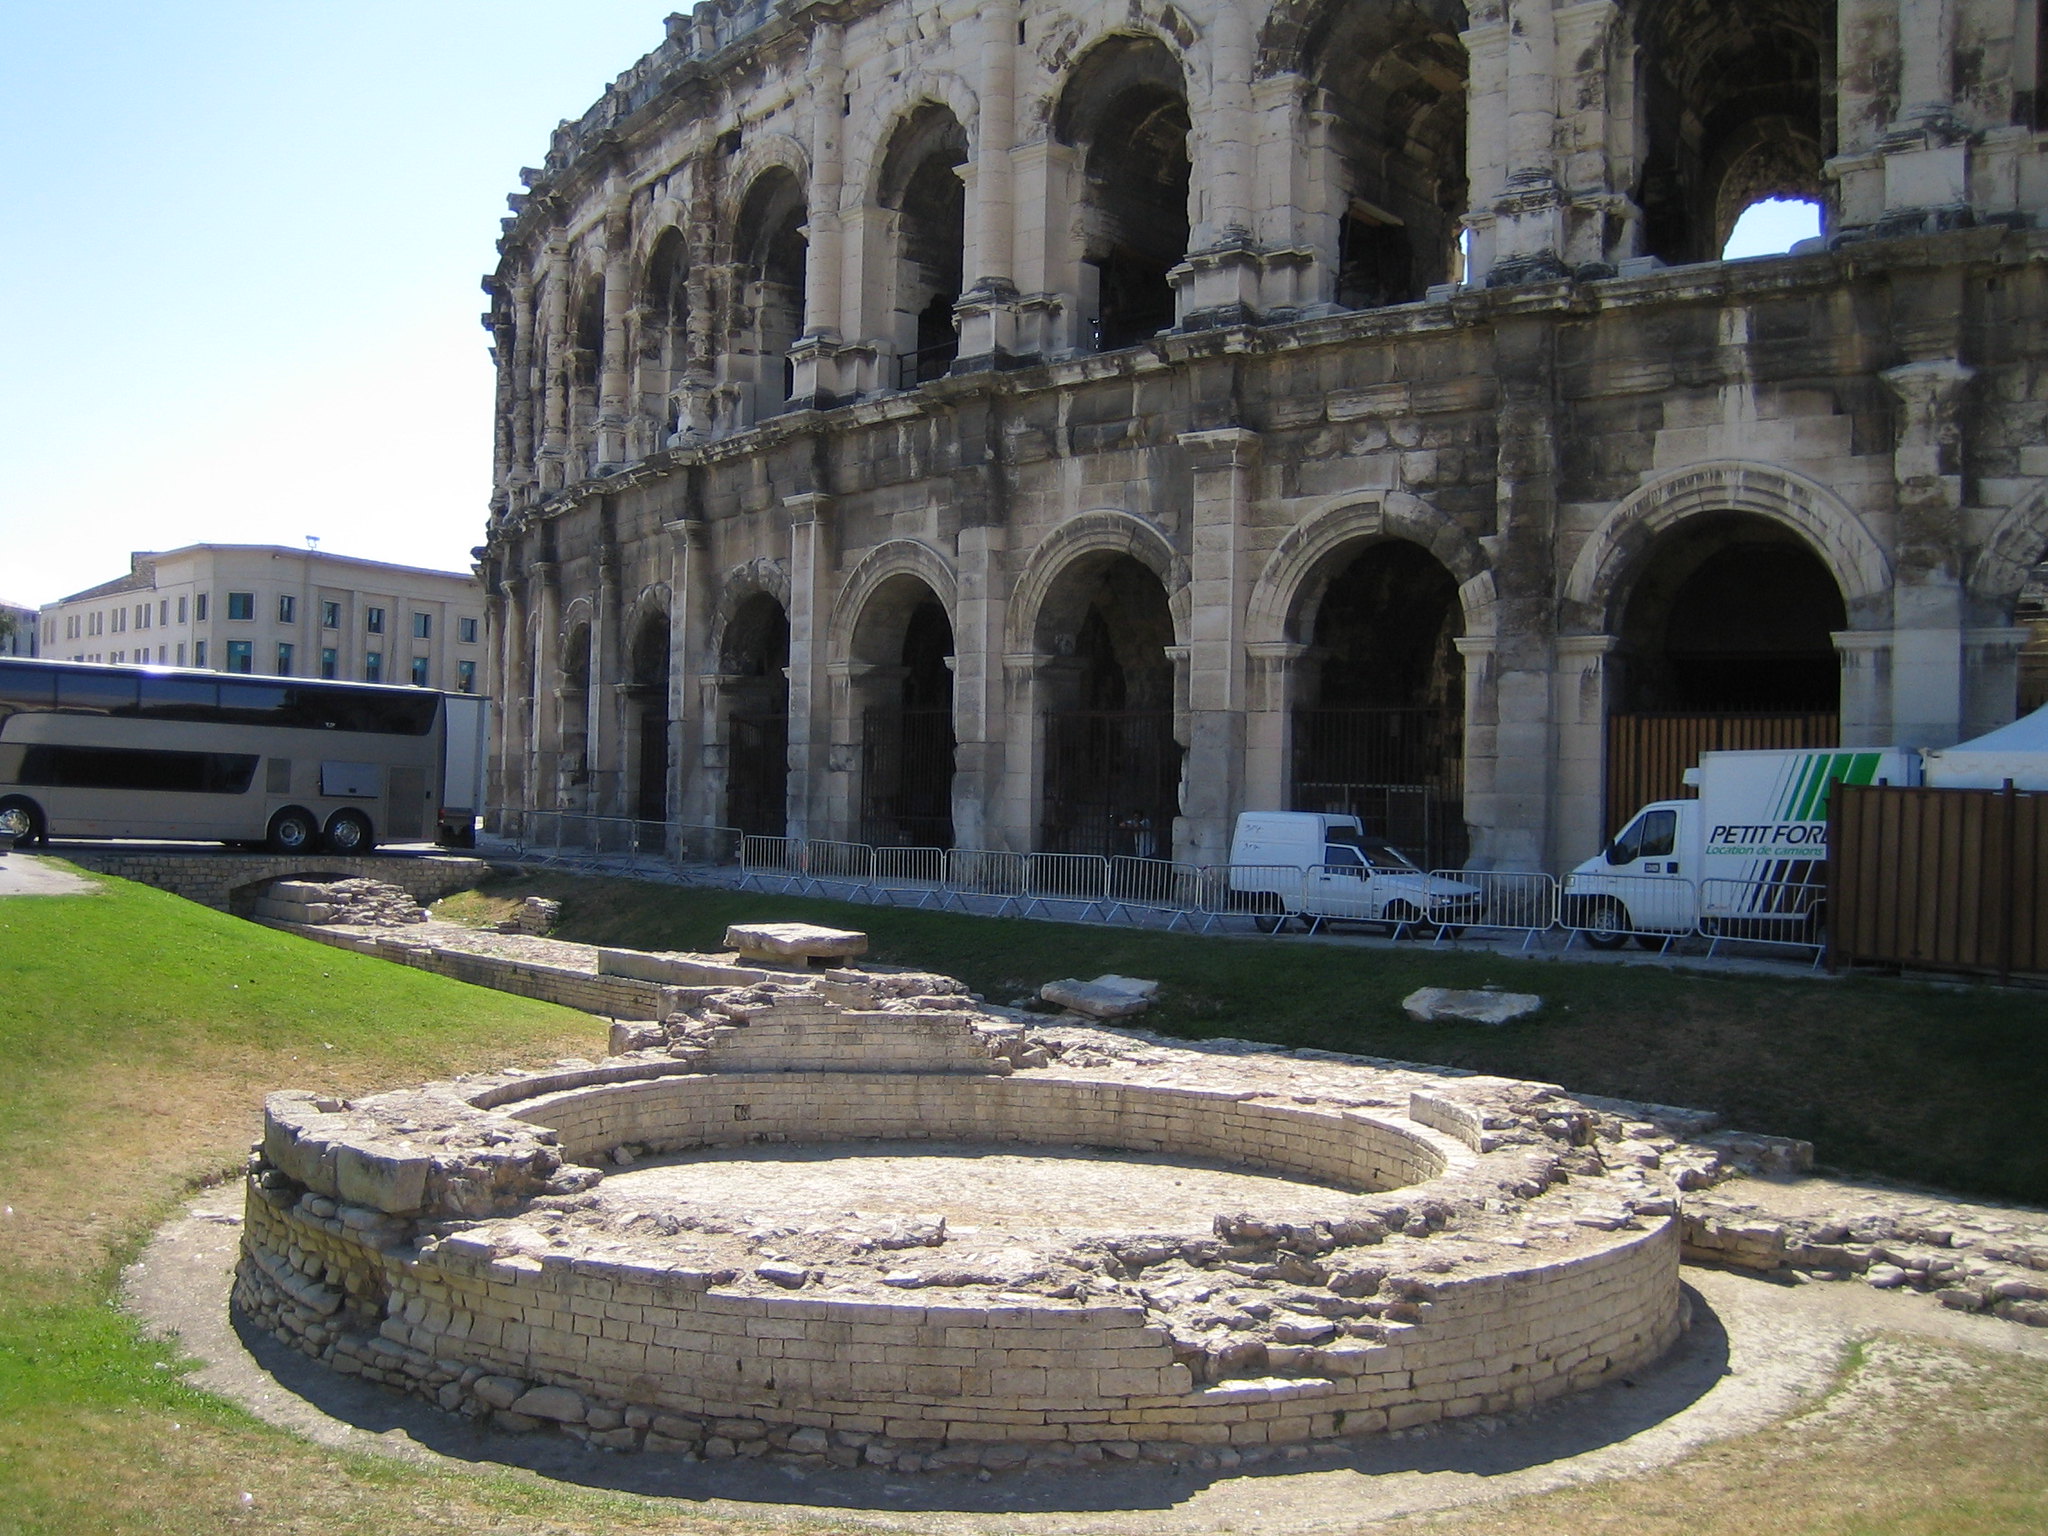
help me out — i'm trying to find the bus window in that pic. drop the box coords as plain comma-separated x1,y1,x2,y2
215,681,290,725
57,673,141,716
0,662,58,727
19,745,259,795
135,675,221,720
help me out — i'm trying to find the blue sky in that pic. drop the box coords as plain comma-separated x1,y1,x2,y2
0,8,1828,611
0,2,667,607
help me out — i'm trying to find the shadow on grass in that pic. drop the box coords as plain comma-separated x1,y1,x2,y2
229,1285,1729,1516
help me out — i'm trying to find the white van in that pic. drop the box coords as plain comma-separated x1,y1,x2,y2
1227,811,1482,936
1563,747,1918,948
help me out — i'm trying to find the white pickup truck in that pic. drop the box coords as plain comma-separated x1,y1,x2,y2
1563,747,1919,948
1227,811,1482,936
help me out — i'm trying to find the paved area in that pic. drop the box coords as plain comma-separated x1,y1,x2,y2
0,851,97,897
127,1185,2048,1534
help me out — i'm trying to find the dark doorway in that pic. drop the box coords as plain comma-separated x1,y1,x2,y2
721,593,790,837
1291,540,1465,866
627,611,670,846
859,595,957,848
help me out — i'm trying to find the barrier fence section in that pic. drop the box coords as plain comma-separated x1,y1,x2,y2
1195,865,1309,932
870,845,948,908
1699,877,1828,962
942,849,1030,914
1101,856,1205,929
1427,870,1558,949
504,809,738,871
1017,852,1113,922
1556,874,1698,948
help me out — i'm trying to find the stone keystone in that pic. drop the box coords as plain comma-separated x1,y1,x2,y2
723,921,868,963
1401,987,1543,1026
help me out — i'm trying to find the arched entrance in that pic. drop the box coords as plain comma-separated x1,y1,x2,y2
625,608,671,844
877,105,968,387
721,593,790,837
1290,540,1465,866
1606,512,1846,832
850,578,957,847
558,619,592,807
1035,553,1181,856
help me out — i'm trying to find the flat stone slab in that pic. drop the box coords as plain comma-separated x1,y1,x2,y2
1041,975,1157,1019
723,922,868,963
1402,987,1543,1026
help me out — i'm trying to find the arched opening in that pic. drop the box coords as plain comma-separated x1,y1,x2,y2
559,621,593,805
1054,36,1191,351
1290,540,1466,866
1606,512,1846,832
721,593,791,837
639,228,690,443
879,105,968,388
1721,196,1824,259
1305,0,1469,309
569,280,605,468
851,578,957,848
1035,553,1181,856
2019,556,2048,716
1635,0,1835,266
733,170,809,417
627,609,672,842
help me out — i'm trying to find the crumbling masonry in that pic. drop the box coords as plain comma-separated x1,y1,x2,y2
480,0,2048,868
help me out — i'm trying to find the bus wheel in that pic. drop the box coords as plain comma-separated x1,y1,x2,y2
1582,900,1631,950
266,808,318,855
323,810,375,855
0,796,46,848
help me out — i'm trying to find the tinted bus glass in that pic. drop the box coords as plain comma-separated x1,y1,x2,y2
0,663,57,730
215,681,291,725
135,675,222,720
18,745,259,794
58,674,142,715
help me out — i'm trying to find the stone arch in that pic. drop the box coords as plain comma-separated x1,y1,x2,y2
1968,482,2048,619
829,540,959,663
719,135,811,235
1004,511,1190,656
1563,462,1891,631
1248,492,1497,648
706,558,792,664
634,196,690,263
622,585,674,685
843,72,982,211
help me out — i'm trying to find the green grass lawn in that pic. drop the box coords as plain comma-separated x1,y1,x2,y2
0,864,2043,1535
444,870,2048,1206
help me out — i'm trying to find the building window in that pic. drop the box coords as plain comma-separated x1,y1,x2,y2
225,639,253,673
159,599,169,626
226,591,254,622
413,612,432,639
276,642,294,676
112,609,126,634
366,606,385,634
364,650,382,683
279,595,297,624
457,659,478,693
177,595,188,624
193,640,207,667
195,593,209,622
322,600,340,629
136,603,150,630
320,647,338,679
458,615,479,643
410,656,430,687
157,645,167,664
176,643,186,666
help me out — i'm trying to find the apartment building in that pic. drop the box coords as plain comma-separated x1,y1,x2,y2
40,545,485,694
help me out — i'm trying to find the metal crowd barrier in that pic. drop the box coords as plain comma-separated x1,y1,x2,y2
1555,874,1697,949
1428,869,1559,950
942,849,1029,913
870,845,948,908
1018,852,1113,921
1101,856,1205,929
1699,877,1828,964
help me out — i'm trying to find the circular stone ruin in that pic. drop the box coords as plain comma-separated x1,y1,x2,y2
236,957,1689,1473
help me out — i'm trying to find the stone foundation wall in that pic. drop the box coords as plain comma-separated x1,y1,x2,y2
61,850,487,913
279,923,678,1019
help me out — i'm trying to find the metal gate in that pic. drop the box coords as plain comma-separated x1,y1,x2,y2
1041,709,1180,857
725,712,787,837
860,706,956,849
1292,707,1465,867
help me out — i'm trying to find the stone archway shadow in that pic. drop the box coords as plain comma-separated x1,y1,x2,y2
130,1189,1852,1532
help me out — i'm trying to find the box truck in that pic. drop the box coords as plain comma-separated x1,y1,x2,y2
1563,747,1919,948
1227,811,1482,936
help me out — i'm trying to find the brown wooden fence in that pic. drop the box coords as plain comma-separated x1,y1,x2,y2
1829,784,2048,981
1605,712,1839,836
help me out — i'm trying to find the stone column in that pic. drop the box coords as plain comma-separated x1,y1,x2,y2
1176,427,1259,864
595,214,633,470
1459,7,1509,286
790,24,848,406
587,549,621,817
1963,627,2033,738
1243,642,1308,816
785,492,835,840
509,279,538,497
1172,0,1263,328
1547,634,1613,872
1833,631,1893,746
1488,0,1569,284
956,0,1021,367
951,522,1009,849
528,561,560,808
665,516,707,830
1883,358,1975,747
537,250,570,492
1876,0,1971,227
997,652,1050,851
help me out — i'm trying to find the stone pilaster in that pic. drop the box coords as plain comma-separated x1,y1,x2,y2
665,516,707,829
792,24,849,407
1176,427,1258,864
1883,357,1976,747
956,0,1021,367
951,523,1009,850
785,493,835,839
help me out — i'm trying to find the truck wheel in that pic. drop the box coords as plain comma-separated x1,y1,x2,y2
0,795,47,848
1582,900,1631,950
323,809,375,855
266,808,318,855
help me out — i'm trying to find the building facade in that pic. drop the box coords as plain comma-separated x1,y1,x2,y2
0,602,37,658
41,547,485,694
481,0,2048,871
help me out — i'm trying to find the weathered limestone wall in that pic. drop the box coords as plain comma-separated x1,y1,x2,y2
62,850,487,913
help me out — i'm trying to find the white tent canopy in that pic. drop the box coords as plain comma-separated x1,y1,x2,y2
1921,704,2048,790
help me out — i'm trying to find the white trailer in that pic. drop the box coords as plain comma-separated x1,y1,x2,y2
1564,747,1919,948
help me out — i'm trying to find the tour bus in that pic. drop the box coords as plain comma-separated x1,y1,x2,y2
0,658,489,853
